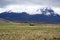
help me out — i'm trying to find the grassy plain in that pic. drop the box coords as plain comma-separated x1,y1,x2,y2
0,22,60,40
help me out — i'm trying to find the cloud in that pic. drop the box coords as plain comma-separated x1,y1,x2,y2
0,5,60,15
0,0,60,7
0,0,60,15
0,5,45,14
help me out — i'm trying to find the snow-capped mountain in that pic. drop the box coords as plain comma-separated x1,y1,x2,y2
2,7,59,16
1,7,59,16
39,7,59,16
0,5,60,23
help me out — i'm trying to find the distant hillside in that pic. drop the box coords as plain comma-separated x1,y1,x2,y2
0,18,12,23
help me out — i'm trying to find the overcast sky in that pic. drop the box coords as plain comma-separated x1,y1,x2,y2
0,0,60,15
0,0,60,7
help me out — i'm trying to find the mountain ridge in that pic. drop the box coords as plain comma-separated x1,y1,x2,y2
0,7,60,23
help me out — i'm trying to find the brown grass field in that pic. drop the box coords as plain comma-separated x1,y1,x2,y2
0,20,60,40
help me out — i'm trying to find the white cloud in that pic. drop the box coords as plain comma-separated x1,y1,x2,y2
0,5,60,15
0,8,6,13
52,7,60,15
4,5,46,14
